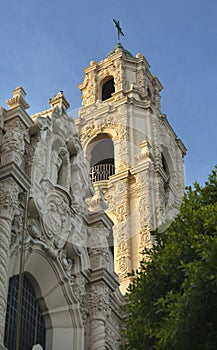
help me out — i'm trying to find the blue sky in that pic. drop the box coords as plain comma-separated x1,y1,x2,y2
0,0,216,186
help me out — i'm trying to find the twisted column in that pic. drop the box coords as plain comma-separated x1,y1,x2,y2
0,219,11,345
90,319,105,350
88,284,110,350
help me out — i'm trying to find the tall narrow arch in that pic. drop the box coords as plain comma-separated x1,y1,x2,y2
4,274,46,350
160,150,171,206
101,76,115,101
161,153,169,175
88,134,115,182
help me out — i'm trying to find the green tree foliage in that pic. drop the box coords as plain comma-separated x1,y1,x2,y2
121,167,217,350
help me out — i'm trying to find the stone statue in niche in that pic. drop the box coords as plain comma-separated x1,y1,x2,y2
57,149,70,188
50,143,70,189
70,171,83,205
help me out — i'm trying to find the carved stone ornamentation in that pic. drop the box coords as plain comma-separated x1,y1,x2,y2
6,87,30,110
0,219,12,343
59,249,74,282
88,223,110,269
73,273,87,324
10,207,24,250
79,116,128,147
88,284,110,349
1,118,27,166
105,323,120,350
40,191,71,245
140,224,151,248
0,178,20,345
86,186,108,213
0,179,20,219
88,284,110,317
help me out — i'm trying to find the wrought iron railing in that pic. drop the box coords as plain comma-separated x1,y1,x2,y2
90,163,115,182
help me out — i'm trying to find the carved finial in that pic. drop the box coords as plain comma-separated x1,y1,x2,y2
6,87,30,110
113,19,124,43
48,91,70,110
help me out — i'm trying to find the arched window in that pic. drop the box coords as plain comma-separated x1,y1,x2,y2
102,77,115,101
4,275,46,350
88,134,115,182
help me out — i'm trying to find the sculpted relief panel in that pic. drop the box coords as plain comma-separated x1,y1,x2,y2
1,118,29,167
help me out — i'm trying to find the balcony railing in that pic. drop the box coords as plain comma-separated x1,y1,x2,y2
90,163,115,182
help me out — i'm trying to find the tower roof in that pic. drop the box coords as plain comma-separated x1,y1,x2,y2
106,42,133,58
107,19,133,58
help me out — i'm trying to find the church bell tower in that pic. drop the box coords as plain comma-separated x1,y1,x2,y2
75,30,186,293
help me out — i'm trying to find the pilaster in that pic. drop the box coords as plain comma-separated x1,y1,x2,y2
0,178,20,346
0,87,32,348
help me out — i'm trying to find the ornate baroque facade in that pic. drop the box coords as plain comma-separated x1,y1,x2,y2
0,88,122,350
0,43,186,349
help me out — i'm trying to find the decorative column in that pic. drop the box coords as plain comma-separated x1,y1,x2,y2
0,87,30,349
87,221,111,350
88,283,110,350
0,179,20,349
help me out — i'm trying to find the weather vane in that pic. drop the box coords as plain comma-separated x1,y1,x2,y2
113,19,124,43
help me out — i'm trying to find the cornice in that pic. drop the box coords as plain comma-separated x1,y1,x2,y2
82,50,151,75
5,106,33,128
89,268,119,292
108,168,130,184
176,138,187,157
0,162,31,190
160,114,187,156
127,96,152,110
78,97,128,121
130,161,154,176
84,210,113,228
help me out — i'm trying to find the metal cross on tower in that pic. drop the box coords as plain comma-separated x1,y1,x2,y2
113,19,124,43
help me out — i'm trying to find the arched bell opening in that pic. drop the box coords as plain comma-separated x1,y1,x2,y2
101,76,115,101
87,134,115,183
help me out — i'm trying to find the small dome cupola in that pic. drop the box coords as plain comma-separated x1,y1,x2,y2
106,42,133,59
106,19,133,58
